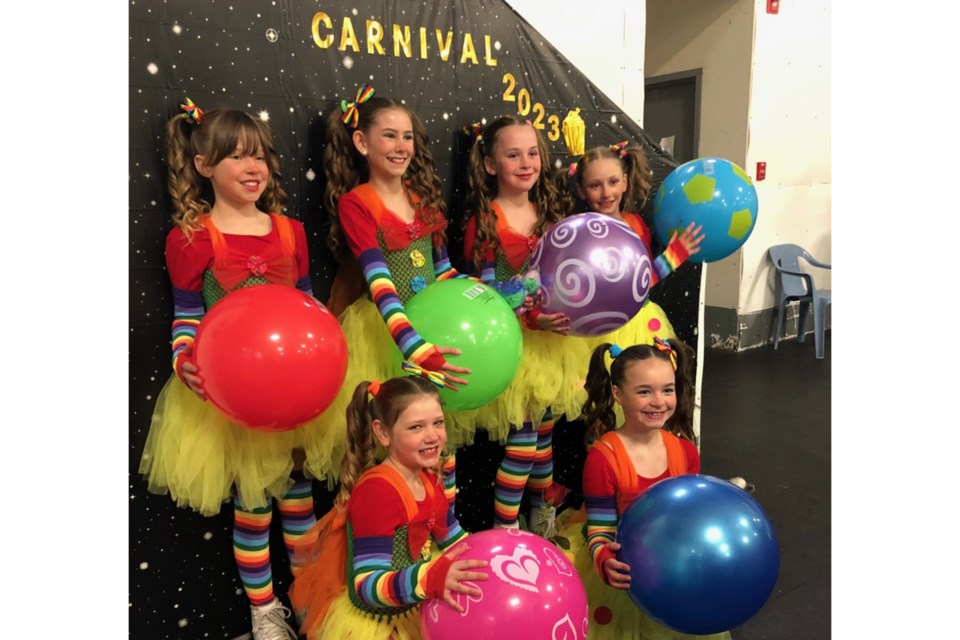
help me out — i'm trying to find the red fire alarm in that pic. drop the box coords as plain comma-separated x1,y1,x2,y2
767,0,779,14
756,162,766,181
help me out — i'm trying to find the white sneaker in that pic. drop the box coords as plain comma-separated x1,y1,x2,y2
251,598,299,640
529,504,558,538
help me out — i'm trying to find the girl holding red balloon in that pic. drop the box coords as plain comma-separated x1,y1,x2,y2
304,85,480,478
557,339,730,640
139,100,329,638
289,373,488,639
569,142,705,351
458,116,589,535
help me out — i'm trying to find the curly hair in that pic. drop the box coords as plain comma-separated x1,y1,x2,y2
164,107,287,239
462,116,571,274
573,144,653,213
580,338,696,444
323,96,447,258
336,376,449,508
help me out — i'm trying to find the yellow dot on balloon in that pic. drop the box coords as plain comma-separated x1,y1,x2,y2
683,174,716,205
732,163,753,185
727,209,753,239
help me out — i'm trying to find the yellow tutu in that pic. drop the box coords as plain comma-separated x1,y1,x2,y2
444,324,591,447
309,590,422,640
300,297,406,481
139,374,301,516
140,300,405,514
557,513,732,640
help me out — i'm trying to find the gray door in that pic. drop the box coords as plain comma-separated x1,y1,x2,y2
644,70,701,163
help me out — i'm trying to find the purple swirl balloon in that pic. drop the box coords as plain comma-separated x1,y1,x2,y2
528,212,652,337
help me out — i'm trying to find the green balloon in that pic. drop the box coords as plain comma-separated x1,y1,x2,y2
403,279,523,411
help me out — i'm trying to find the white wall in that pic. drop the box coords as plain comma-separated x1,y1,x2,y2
742,0,832,314
504,0,647,126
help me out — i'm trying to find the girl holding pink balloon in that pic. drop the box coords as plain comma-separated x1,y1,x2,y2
138,99,325,639
570,142,705,351
558,339,731,640
289,373,488,639
457,116,589,535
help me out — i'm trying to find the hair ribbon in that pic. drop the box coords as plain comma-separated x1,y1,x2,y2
610,140,628,159
340,84,376,128
180,97,203,125
652,336,678,371
608,343,623,358
463,122,483,146
367,380,382,397
401,361,453,390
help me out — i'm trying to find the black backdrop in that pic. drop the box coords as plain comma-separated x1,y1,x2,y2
129,1,695,637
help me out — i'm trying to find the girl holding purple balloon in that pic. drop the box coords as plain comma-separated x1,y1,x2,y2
570,142,705,350
455,116,589,536
558,339,731,640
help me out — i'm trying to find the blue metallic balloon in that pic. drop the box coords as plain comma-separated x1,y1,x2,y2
617,474,779,635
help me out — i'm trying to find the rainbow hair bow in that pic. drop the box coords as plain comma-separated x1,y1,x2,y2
609,140,628,159
180,97,204,125
401,361,453,390
652,337,678,371
340,84,376,128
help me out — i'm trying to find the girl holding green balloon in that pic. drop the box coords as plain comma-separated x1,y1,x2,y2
304,85,479,484
458,116,590,536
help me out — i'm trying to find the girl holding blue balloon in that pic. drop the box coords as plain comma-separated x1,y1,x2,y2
558,338,731,640
458,116,589,535
570,142,705,351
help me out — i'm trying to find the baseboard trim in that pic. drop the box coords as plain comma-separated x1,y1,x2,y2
705,303,831,351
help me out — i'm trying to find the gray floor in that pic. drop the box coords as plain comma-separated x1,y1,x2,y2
700,332,831,639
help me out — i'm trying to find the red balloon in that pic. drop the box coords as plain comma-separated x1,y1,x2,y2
192,285,348,431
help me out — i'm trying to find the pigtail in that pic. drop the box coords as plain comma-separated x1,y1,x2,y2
528,134,571,232
463,127,499,274
164,114,209,238
336,381,379,508
405,111,447,229
666,338,697,443
323,108,364,259
621,146,653,212
581,342,618,442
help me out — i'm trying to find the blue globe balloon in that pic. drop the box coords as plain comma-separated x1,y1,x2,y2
652,157,758,263
617,474,779,635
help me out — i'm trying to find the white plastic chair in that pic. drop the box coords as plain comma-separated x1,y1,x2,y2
768,244,831,359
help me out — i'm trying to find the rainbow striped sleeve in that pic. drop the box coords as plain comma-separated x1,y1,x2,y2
357,247,439,366
651,237,691,285
432,242,464,281
170,286,205,370
584,494,618,573
352,534,437,607
436,456,467,550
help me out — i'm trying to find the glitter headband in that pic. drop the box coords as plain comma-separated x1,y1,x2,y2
180,97,204,125
340,84,376,129
652,337,678,371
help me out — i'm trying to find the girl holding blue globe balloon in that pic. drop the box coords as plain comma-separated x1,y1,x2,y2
289,373,488,639
557,339,732,640
138,99,325,639
570,142,705,351
458,116,589,536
